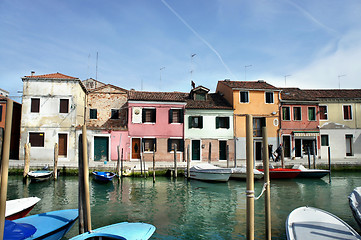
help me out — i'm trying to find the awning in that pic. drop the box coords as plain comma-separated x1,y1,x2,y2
293,131,319,137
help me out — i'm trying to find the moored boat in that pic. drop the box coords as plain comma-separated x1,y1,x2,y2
5,197,41,220
259,168,301,179
292,165,330,178
27,170,53,182
70,222,156,240
286,206,361,240
189,163,232,182
230,167,264,180
5,209,78,240
348,187,361,229
92,171,116,182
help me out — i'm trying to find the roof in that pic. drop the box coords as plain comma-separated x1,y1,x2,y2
280,88,318,101
302,89,361,99
218,79,279,90
88,84,128,93
128,90,189,102
186,93,233,110
23,72,78,79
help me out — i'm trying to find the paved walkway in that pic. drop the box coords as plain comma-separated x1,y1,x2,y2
8,156,361,172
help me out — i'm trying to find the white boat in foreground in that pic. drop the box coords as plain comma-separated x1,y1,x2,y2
189,163,232,182
5,197,41,220
230,167,264,180
349,187,361,229
286,206,361,240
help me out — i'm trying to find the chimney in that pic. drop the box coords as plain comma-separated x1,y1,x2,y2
31,71,35,76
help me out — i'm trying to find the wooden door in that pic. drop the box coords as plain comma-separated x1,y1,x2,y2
94,136,109,161
132,138,141,159
58,133,67,157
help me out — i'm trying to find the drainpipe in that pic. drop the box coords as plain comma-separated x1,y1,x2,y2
278,92,282,146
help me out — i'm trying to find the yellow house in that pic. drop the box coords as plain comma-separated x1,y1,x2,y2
216,80,281,161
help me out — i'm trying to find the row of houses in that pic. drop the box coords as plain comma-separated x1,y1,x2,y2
2,72,361,165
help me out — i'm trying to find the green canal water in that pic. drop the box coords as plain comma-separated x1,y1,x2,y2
6,171,361,239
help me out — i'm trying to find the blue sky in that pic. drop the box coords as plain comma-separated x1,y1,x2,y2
1,0,361,100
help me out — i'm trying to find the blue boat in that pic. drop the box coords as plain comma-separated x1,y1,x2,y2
92,171,116,182
70,222,156,240
4,209,78,240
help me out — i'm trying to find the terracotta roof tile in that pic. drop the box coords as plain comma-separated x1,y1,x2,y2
219,80,279,90
128,90,189,102
280,88,318,101
23,72,78,79
186,93,233,110
303,89,361,99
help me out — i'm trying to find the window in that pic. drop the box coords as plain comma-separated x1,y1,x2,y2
59,99,69,113
343,105,352,120
189,116,203,128
308,107,316,121
216,117,230,129
282,107,290,121
142,138,156,152
142,108,156,123
111,109,120,119
90,109,97,119
240,91,249,103
253,117,265,137
167,139,184,152
169,109,183,123
319,106,328,120
265,92,274,104
29,132,44,147
31,98,40,113
195,93,206,101
321,135,329,146
293,107,301,121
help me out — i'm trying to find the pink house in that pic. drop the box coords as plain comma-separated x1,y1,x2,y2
127,90,188,162
280,88,320,159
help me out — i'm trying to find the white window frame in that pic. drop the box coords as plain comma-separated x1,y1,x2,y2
343,105,353,121
319,105,328,121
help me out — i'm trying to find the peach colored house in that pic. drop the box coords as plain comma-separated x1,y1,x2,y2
280,88,320,159
216,80,281,161
127,90,187,162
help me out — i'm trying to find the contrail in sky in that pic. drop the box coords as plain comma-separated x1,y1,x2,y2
160,0,237,80
286,0,340,37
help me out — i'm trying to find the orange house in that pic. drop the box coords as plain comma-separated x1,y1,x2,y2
216,80,281,161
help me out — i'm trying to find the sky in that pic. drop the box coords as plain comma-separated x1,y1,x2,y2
1,0,361,101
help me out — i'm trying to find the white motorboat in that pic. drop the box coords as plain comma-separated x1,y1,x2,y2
349,187,361,229
189,163,232,182
286,206,361,240
292,165,330,178
5,197,41,220
230,167,264,180
28,170,53,182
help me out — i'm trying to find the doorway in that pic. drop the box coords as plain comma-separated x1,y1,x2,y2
219,140,227,160
94,136,109,161
192,140,201,161
346,134,353,156
254,140,262,161
58,133,68,157
132,138,141,159
282,135,291,158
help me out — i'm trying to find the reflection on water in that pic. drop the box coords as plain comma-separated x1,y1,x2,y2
6,171,361,240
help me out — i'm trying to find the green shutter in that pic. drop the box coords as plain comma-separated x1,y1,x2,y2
169,109,173,123
216,117,219,129
200,116,203,129
188,116,192,128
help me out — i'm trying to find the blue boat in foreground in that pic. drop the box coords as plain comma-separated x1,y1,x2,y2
4,209,78,240
70,222,156,240
92,171,116,182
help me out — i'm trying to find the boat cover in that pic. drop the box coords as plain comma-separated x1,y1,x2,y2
190,163,232,174
4,220,37,240
349,187,361,227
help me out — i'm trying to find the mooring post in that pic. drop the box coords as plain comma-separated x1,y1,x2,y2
116,146,120,178
262,127,271,240
153,142,156,183
140,142,143,176
23,143,30,180
174,144,177,178
187,145,190,179
143,142,146,179
82,125,92,232
307,146,311,169
54,143,58,180
312,141,316,169
121,148,124,178
208,142,211,163
328,146,331,183
246,114,254,240
0,99,13,240
227,145,230,168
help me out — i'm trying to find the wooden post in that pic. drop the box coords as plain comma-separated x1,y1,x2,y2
246,114,254,240
23,143,31,179
173,144,177,178
262,127,271,240
140,142,143,176
78,134,84,233
143,142,146,179
116,146,121,178
54,143,58,180
328,146,331,183
208,142,211,163
281,144,285,169
121,148,124,178
187,145,190,179
82,125,92,232
307,146,311,169
312,141,316,169
153,142,156,183
0,99,13,240
226,145,230,168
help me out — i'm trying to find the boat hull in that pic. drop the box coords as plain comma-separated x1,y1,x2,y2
28,170,53,182
286,206,360,240
11,209,78,240
297,170,330,178
259,168,300,179
92,171,116,182
230,168,264,180
5,197,41,220
349,187,361,230
70,222,156,240
189,171,231,182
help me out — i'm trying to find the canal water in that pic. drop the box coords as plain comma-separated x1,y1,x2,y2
6,171,361,239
